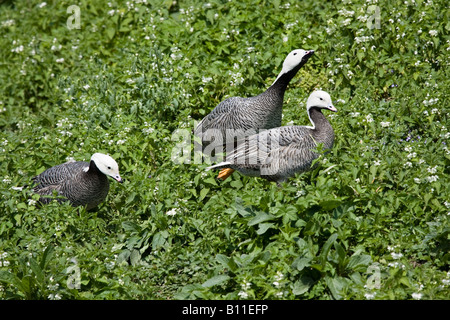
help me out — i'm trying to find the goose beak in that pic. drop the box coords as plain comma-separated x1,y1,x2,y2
303,50,315,60
115,175,123,183
328,104,338,112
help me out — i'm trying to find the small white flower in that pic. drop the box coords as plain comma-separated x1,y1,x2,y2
380,121,390,127
274,271,284,281
166,208,178,216
427,166,437,174
341,18,352,26
296,190,306,197
338,8,355,17
441,279,450,286
241,281,252,290
391,252,403,259
429,30,438,37
48,293,62,300
38,2,47,8
238,291,249,299
202,76,212,83
364,114,373,123
364,292,376,300
11,45,24,53
1,19,15,27
56,58,64,63
414,178,421,183
412,292,423,300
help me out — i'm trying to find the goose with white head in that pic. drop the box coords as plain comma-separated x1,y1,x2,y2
206,90,337,185
32,153,122,210
194,49,314,179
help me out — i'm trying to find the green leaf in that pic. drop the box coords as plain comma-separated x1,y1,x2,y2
201,275,230,288
247,211,275,226
17,202,27,210
292,256,312,271
293,275,314,295
152,232,167,250
40,245,54,271
106,27,116,40
347,254,372,272
216,254,237,272
325,276,349,300
319,199,342,210
230,179,243,189
130,249,141,266
256,222,275,235
319,233,338,267
122,221,140,232
29,257,44,285
199,188,210,201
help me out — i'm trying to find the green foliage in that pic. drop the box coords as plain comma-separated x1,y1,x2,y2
0,0,449,300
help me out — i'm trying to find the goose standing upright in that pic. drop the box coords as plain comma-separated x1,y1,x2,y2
194,49,314,179
32,153,123,210
206,90,337,185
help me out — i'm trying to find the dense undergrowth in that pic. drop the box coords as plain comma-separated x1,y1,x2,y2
0,0,448,299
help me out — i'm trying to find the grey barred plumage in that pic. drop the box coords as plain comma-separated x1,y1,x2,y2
206,90,337,185
32,153,122,210
194,49,314,154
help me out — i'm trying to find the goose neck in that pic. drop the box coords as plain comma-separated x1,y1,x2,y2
307,107,331,131
88,160,102,176
270,66,300,91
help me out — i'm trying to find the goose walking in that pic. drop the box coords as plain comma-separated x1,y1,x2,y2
206,90,337,185
32,153,123,210
194,49,314,179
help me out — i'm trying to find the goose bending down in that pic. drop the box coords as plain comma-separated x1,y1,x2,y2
206,90,337,185
32,153,123,210
194,49,314,179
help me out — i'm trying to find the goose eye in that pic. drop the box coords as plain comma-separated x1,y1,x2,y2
319,98,324,101
107,166,111,170
293,52,297,55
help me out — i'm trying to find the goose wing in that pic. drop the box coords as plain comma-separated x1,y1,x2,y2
225,126,314,165
32,162,85,192
194,96,248,135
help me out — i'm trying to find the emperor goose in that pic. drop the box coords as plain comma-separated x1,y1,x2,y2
206,90,337,185
32,153,122,210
